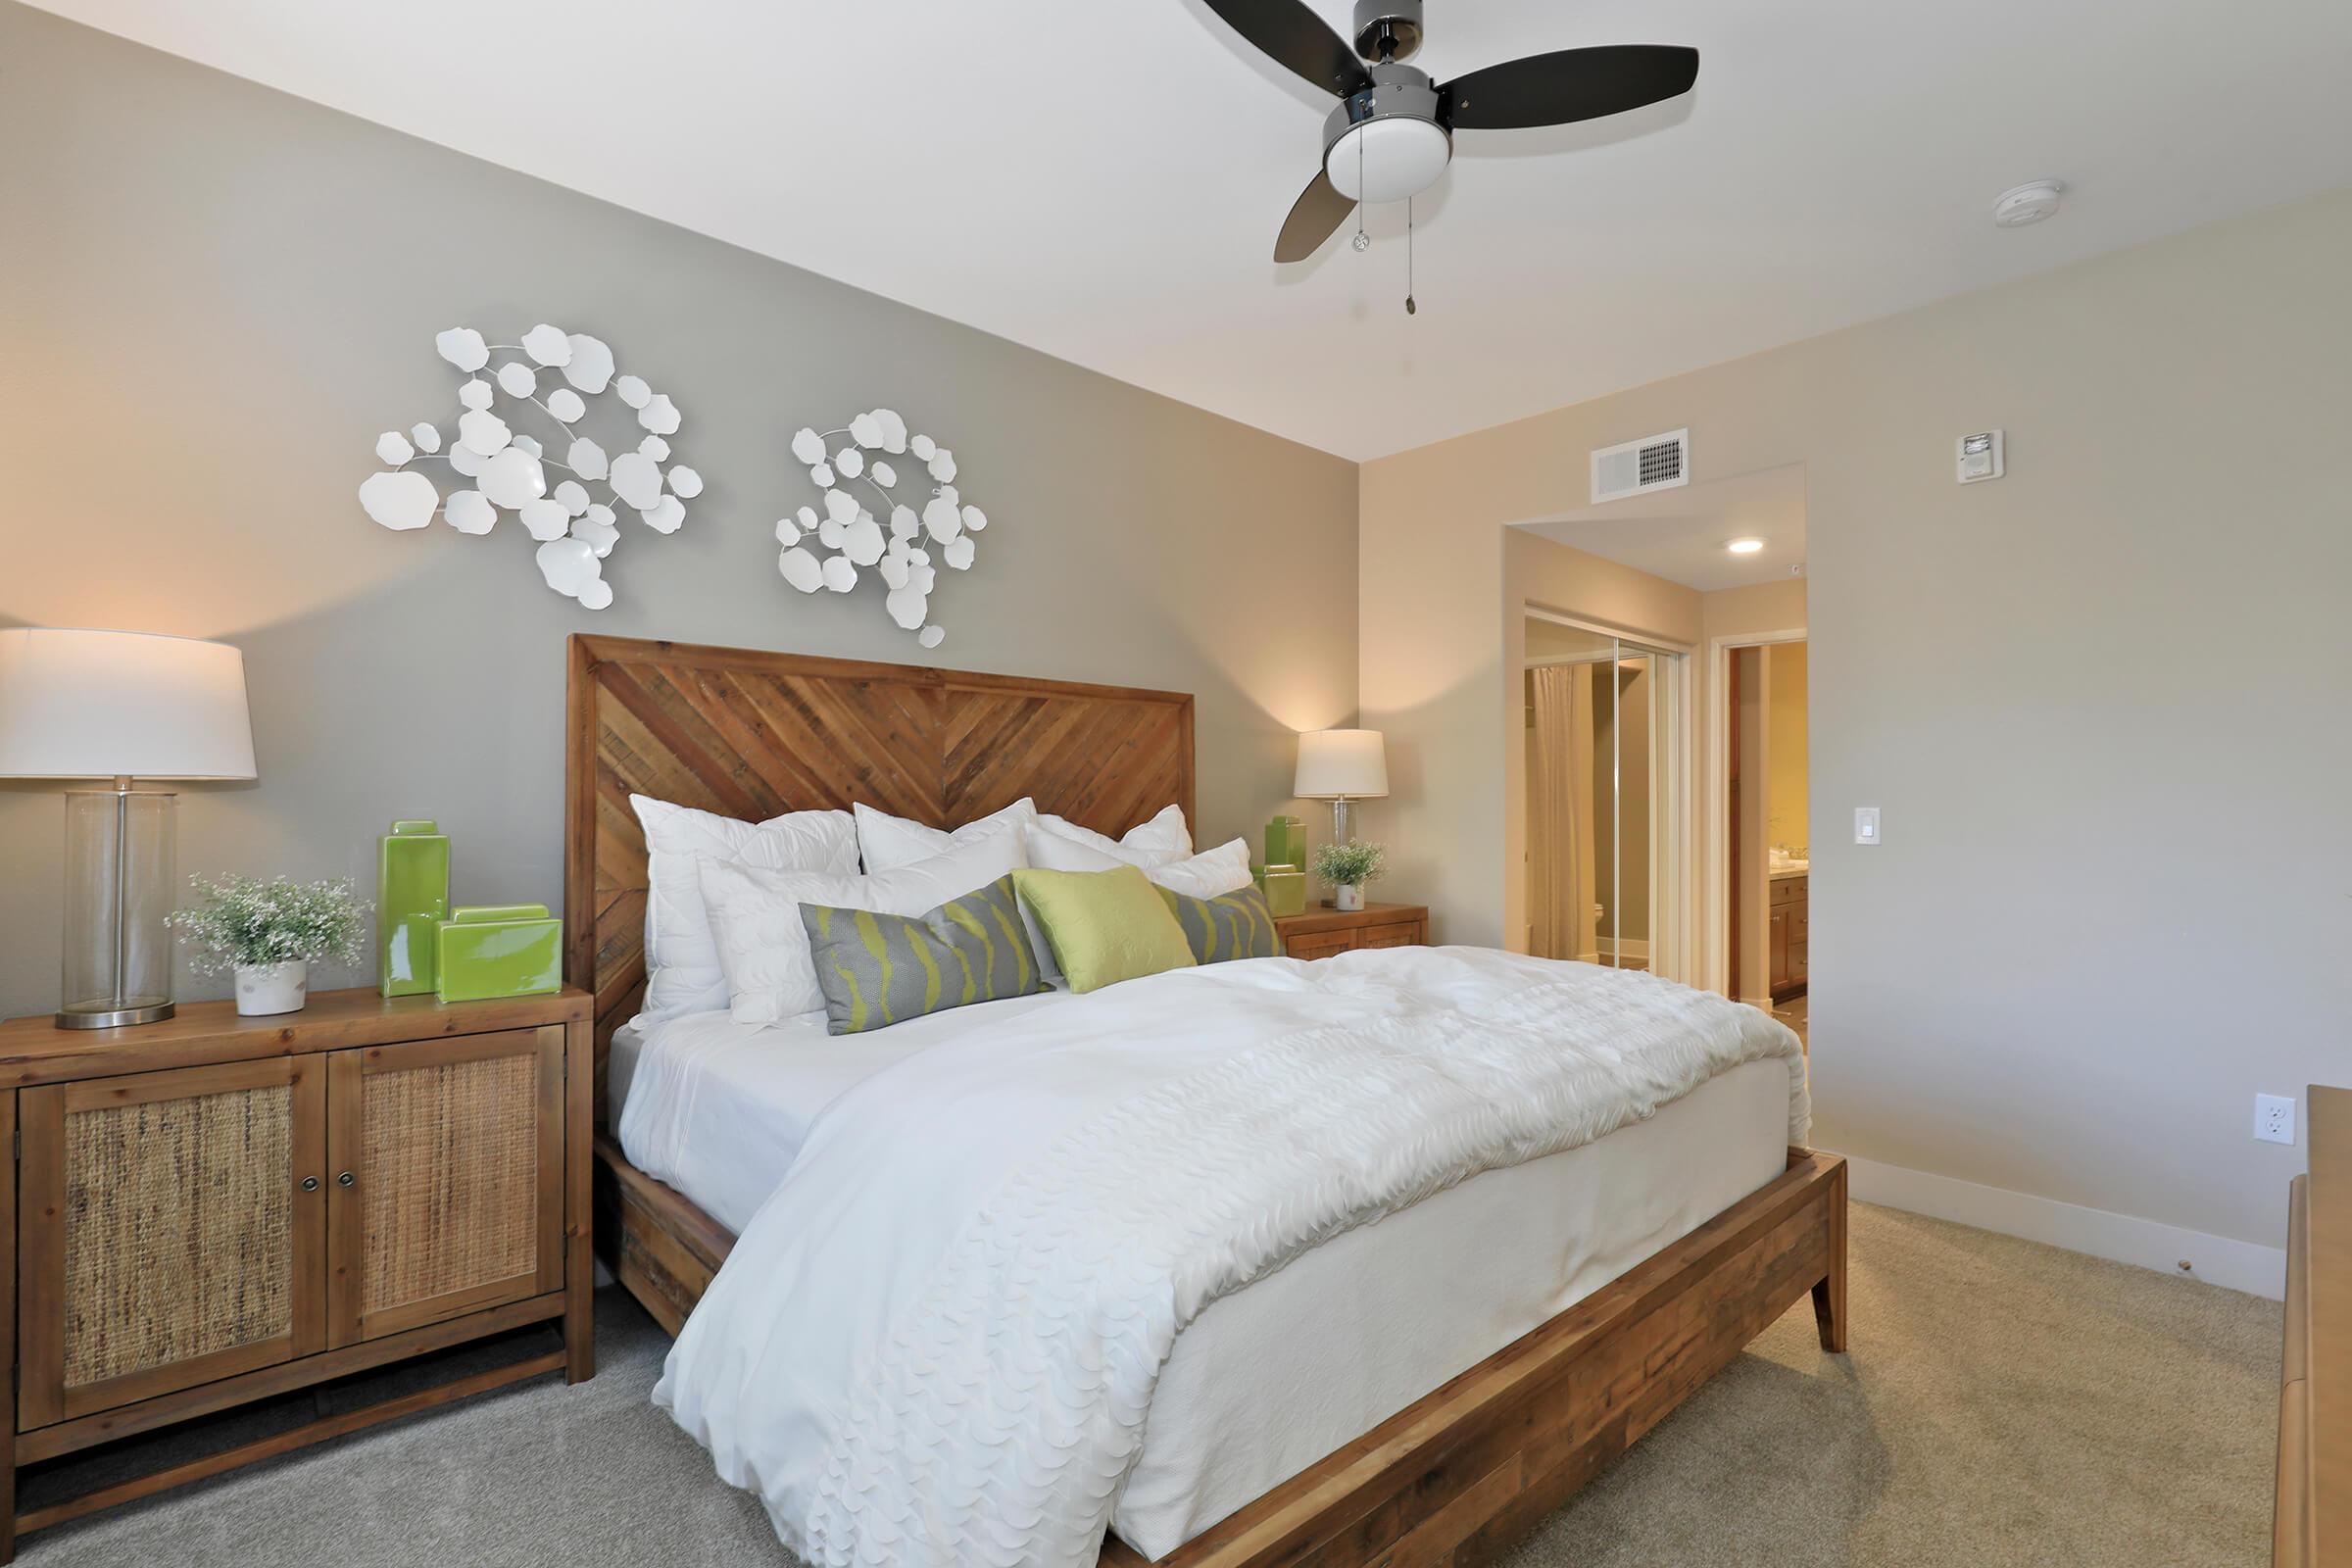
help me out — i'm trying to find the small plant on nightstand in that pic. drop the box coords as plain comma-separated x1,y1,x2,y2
170,874,367,1018
1311,840,1388,913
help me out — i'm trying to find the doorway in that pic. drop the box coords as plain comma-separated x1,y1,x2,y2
1524,614,1688,976
1719,635,1808,1042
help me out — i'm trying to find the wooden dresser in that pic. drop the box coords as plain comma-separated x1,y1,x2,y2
1769,872,1808,1000
0,987,594,1559
1276,902,1429,960
2279,1084,2349,1566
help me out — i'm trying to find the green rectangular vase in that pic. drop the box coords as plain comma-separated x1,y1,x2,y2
435,904,563,1003
378,819,451,998
1264,815,1306,878
1259,866,1307,919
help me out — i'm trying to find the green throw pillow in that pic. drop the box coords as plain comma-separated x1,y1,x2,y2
799,874,1047,1035
1010,864,1196,995
1157,883,1279,964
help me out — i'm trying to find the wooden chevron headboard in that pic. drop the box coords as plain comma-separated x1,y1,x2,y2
563,634,1195,1117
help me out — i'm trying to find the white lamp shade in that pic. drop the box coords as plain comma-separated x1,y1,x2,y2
0,628,257,780
1294,728,1388,800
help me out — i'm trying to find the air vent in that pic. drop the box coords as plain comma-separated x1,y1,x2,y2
1591,428,1690,504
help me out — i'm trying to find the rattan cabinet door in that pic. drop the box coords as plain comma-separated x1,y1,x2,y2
325,1027,564,1347
18,1057,329,1428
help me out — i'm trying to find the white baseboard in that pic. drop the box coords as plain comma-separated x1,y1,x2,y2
1838,1154,2286,1300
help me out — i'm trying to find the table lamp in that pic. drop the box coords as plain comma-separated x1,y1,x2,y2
0,628,257,1028
1294,728,1388,848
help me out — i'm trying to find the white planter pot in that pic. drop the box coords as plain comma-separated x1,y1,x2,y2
1334,883,1365,912
234,959,310,1017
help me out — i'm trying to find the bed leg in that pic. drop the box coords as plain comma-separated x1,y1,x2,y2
1811,1157,1848,1353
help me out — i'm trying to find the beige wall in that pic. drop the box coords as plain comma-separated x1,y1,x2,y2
1766,642,1809,853
0,10,1358,1017
1703,579,1810,1001
1364,188,2352,1250
1592,662,1651,947
1732,647,1772,1004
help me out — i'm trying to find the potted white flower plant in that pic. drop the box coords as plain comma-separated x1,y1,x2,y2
1311,840,1387,913
169,874,367,1017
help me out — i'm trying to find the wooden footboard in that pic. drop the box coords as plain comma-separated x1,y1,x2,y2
593,1137,1846,1568
1101,1149,1847,1568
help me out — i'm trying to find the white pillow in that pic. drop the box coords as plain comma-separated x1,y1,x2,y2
630,795,859,1024
855,798,1038,874
1024,828,1251,898
700,822,1030,1026
856,799,1192,875
1032,804,1192,868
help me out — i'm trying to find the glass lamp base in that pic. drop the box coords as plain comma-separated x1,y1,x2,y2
57,998,176,1031
58,784,178,1032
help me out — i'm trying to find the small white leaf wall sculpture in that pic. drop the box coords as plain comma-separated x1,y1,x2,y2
360,322,697,608
775,409,990,646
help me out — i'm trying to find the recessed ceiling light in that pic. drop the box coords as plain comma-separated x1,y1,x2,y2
1992,179,2065,228
1726,538,1765,555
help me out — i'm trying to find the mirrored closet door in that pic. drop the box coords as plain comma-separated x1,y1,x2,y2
1524,615,1685,977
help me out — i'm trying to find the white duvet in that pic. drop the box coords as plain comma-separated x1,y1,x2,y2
655,945,1808,1568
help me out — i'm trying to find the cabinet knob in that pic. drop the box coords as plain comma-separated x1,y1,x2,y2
301,1176,319,1193
336,1171,356,1188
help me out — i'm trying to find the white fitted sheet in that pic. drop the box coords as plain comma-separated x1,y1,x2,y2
615,991,1067,1236
617,999,1790,1560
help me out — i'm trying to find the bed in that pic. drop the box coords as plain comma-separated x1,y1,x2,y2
566,632,1845,1568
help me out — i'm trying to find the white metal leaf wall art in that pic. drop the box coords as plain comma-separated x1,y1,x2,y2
774,411,987,649
357,324,701,609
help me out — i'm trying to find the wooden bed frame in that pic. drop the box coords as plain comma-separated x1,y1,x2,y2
566,632,1847,1568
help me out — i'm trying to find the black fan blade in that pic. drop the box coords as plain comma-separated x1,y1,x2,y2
1440,45,1699,130
1201,0,1372,97
1274,169,1356,263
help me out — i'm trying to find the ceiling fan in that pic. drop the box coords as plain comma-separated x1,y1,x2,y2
1200,0,1700,263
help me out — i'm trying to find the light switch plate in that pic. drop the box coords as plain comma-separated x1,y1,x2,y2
1854,807,1881,846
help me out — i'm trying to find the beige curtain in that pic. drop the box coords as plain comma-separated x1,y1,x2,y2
1527,665,1598,962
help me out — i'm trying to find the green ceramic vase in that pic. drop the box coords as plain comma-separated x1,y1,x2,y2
435,905,564,1003
378,820,450,998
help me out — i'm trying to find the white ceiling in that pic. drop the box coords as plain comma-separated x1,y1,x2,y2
31,0,2352,459
1519,464,1806,592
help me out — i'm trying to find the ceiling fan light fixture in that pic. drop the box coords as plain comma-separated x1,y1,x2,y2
1326,117,1450,203
1204,0,1699,262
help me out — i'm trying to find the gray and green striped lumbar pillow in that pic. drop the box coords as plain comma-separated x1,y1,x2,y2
1156,883,1279,965
800,874,1048,1035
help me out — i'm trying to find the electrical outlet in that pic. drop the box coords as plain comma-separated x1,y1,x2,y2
2255,1095,2296,1146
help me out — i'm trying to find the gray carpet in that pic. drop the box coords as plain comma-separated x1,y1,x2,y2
23,1203,2280,1566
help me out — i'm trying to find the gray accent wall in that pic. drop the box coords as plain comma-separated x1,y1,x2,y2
0,7,1359,1016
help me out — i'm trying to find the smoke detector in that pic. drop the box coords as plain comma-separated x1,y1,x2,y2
1992,180,2065,228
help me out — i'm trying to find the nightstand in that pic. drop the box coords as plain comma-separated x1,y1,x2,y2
1276,902,1430,960
0,987,594,1558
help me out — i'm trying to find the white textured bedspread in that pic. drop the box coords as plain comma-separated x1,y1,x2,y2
654,946,1808,1568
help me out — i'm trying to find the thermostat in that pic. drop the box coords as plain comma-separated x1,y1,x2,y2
1957,430,2004,483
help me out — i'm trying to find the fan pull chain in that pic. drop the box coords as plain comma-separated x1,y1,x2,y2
1404,198,1417,316
1352,126,1370,252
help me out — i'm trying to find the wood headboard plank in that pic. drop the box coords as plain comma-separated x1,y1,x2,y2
564,634,1196,1116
